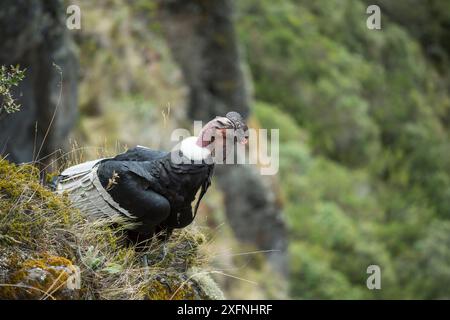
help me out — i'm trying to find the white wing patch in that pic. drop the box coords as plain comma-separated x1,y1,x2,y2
136,145,151,150
60,158,106,176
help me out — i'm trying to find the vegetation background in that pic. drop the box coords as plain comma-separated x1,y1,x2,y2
1,0,450,299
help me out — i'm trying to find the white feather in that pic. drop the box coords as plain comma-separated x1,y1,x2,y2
180,136,211,161
60,158,106,176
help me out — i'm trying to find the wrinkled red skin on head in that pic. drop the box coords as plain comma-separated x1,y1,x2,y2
196,119,248,162
196,120,230,148
196,121,217,148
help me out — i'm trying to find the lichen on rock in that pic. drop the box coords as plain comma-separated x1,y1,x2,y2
1,255,80,300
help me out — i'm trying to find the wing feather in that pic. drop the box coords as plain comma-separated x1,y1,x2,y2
112,146,168,162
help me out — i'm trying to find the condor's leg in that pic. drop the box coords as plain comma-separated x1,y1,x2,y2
153,206,194,261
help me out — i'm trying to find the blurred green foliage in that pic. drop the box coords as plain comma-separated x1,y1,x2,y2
0,65,25,115
240,0,450,298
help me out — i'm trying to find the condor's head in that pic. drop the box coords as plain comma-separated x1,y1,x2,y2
196,111,249,161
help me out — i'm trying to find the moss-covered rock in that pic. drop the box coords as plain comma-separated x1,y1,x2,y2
0,159,223,300
0,255,80,300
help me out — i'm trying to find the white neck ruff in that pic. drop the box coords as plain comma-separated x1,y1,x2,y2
180,136,211,161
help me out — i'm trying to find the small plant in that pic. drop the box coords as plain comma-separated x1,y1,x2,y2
106,170,120,191
0,65,26,115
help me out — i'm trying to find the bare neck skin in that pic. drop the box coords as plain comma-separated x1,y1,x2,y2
196,120,222,149
195,119,231,162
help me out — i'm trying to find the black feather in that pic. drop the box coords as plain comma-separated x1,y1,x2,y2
96,147,214,241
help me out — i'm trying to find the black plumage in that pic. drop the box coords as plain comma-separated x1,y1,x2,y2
96,147,214,243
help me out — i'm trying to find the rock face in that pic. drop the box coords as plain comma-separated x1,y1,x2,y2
0,0,78,165
158,0,288,277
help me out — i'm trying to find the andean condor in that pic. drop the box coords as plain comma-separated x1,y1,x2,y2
55,112,248,245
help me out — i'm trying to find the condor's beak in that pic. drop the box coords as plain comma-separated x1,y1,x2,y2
240,137,248,145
